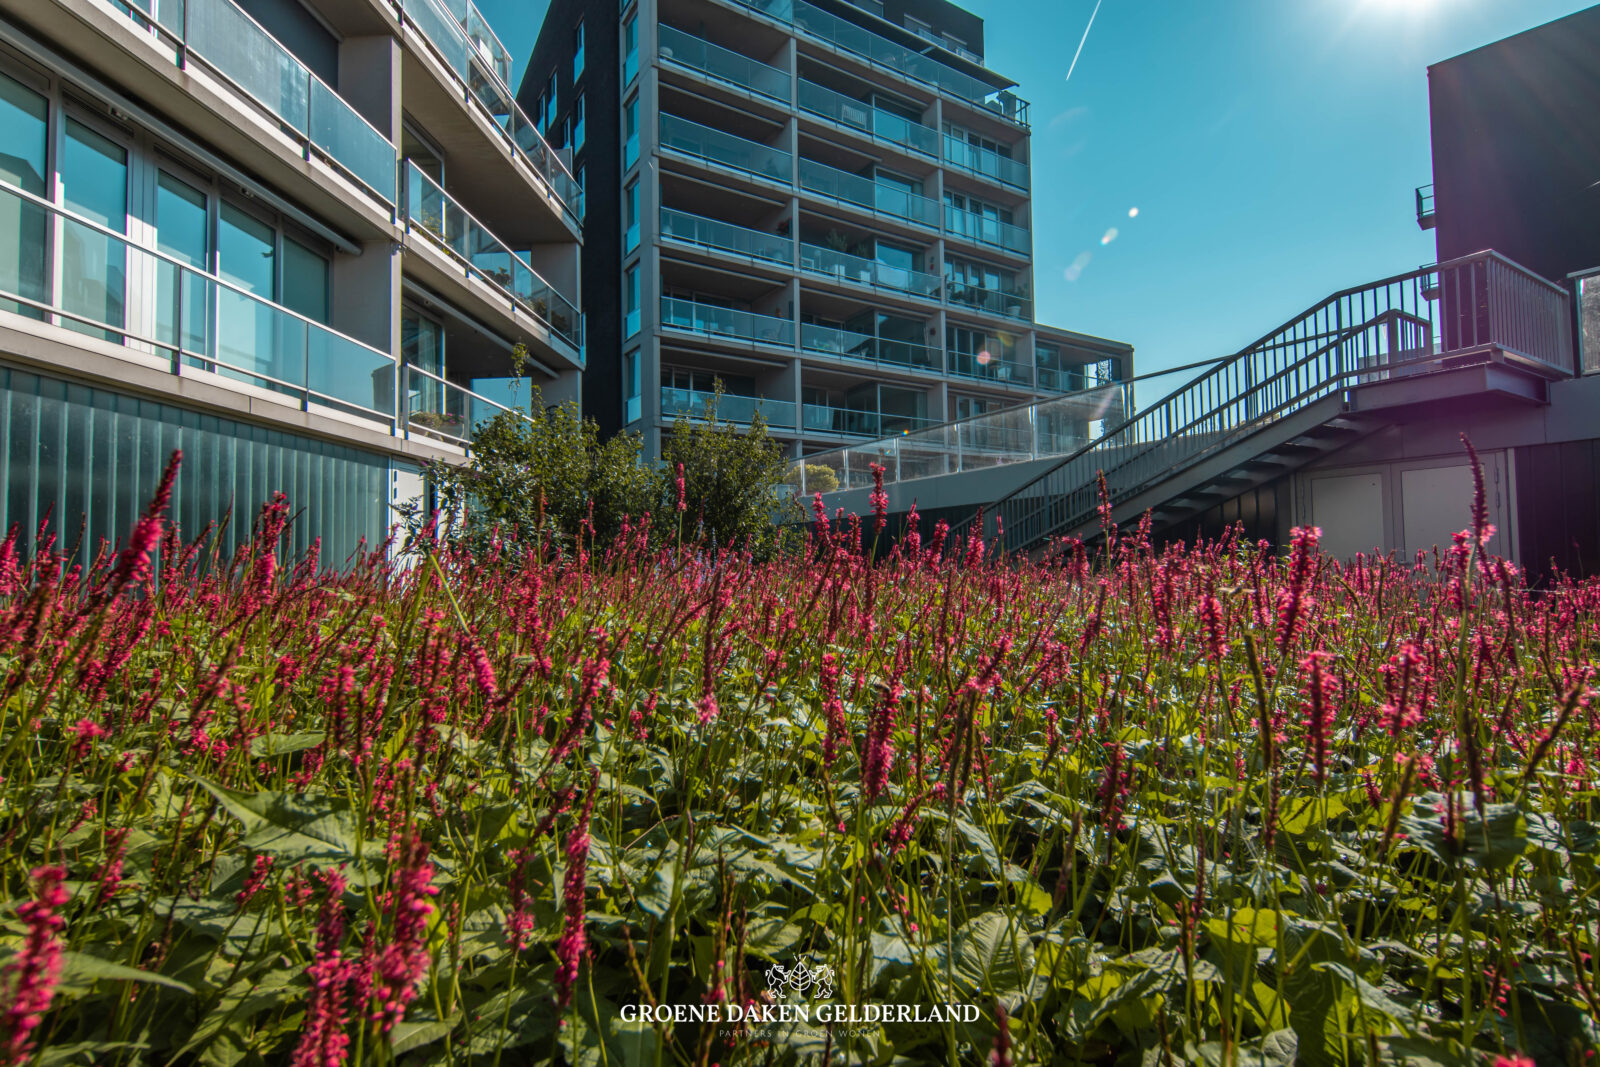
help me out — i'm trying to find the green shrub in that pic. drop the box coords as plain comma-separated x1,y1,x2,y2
785,462,839,494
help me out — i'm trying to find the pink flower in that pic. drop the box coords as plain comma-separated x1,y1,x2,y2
870,463,889,534
369,833,439,1033
0,866,70,1064
1494,1055,1536,1067
69,718,106,761
675,463,687,513
291,870,355,1067
820,653,848,767
555,779,598,1008
1300,651,1337,784
235,855,276,911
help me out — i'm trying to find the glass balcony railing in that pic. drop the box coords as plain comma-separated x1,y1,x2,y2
803,403,884,437
661,387,796,428
660,208,794,264
1577,268,1600,376
403,162,582,351
659,115,792,183
799,243,941,298
402,364,520,448
661,296,795,346
946,281,1032,320
1036,366,1089,393
782,0,1029,126
658,25,791,102
0,183,396,420
796,80,938,157
944,209,1031,255
793,384,1126,495
798,159,940,228
948,350,1032,385
398,0,583,219
117,0,396,202
942,136,1029,189
800,323,942,372
462,0,514,85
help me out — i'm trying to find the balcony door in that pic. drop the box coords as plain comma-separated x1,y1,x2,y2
57,115,129,344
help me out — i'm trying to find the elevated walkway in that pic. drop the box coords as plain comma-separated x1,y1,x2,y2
816,251,1574,554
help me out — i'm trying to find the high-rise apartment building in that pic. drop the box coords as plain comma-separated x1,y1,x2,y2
0,0,582,561
518,0,1131,456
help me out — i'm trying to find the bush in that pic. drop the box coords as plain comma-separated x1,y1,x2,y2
413,383,655,554
785,462,839,494
657,387,803,556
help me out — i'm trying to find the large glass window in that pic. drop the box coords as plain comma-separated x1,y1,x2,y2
155,172,209,353
573,20,585,80
219,203,275,296
624,264,639,337
623,94,639,170
401,304,446,419
623,348,641,423
623,15,638,85
0,72,49,319
624,178,639,252
60,118,128,341
572,92,585,153
282,236,329,323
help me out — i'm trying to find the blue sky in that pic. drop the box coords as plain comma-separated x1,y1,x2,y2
477,0,1596,387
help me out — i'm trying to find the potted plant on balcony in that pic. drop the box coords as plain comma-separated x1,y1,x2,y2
410,410,465,433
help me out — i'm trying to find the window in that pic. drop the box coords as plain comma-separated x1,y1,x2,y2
624,178,639,252
572,92,585,153
573,20,585,80
623,348,641,423
623,94,639,169
0,71,49,319
624,264,640,337
543,73,558,132
61,118,129,341
623,14,638,86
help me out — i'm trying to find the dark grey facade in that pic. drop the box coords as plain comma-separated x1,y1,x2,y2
519,0,1131,452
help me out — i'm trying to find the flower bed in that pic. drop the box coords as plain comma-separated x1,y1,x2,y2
0,454,1596,1065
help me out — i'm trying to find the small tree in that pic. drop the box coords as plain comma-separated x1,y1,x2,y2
413,384,654,554
657,385,802,557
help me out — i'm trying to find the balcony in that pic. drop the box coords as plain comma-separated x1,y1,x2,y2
661,387,796,428
799,243,941,299
802,404,936,438
397,0,583,220
660,208,794,265
944,209,1031,256
946,281,1031,321
1416,183,1436,231
402,364,521,449
798,159,940,229
797,80,938,158
658,25,791,103
1578,266,1600,376
948,350,1032,385
659,115,792,184
661,296,795,347
1036,366,1088,393
800,323,942,372
0,184,395,420
402,162,582,352
783,0,1030,126
110,0,396,203
943,136,1029,190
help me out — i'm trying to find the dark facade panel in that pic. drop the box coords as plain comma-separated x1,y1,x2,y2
519,0,625,435
1516,440,1600,579
1428,5,1600,283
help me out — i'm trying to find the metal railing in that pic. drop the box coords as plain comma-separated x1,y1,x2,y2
943,135,1029,189
660,296,795,346
968,250,1573,551
113,0,396,202
660,114,792,183
799,243,941,298
800,323,942,372
944,208,1031,255
799,159,940,228
795,384,1126,492
658,25,791,101
397,0,583,219
946,281,1031,320
403,163,582,350
0,184,396,421
797,80,939,157
1577,267,1600,376
402,364,520,448
660,208,794,264
661,387,796,427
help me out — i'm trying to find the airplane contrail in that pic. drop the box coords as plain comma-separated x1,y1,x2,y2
1064,0,1103,83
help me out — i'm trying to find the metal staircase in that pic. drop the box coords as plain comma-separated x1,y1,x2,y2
958,251,1573,554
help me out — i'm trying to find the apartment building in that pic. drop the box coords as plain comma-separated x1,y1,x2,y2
0,0,583,563
518,0,1132,457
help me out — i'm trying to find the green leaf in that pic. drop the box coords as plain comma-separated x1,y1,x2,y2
391,1018,460,1054
1313,961,1414,1027
188,773,359,864
943,910,1034,1003
249,731,325,759
56,951,196,994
